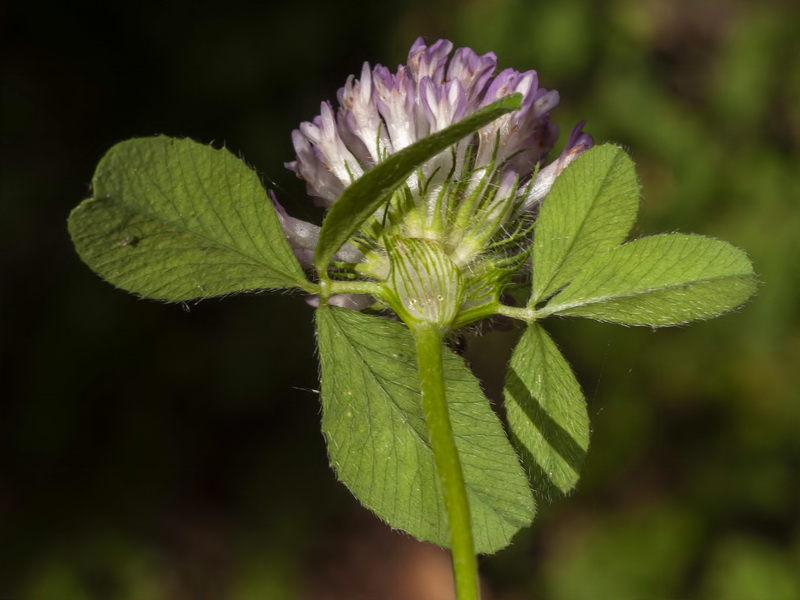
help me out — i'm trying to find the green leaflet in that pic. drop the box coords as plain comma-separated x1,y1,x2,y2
542,234,758,325
69,136,308,301
313,94,523,275
532,144,640,304
316,306,535,553
504,324,589,500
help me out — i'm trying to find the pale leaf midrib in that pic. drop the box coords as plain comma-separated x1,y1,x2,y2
545,272,754,314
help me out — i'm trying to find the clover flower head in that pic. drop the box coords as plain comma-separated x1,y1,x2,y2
276,38,592,327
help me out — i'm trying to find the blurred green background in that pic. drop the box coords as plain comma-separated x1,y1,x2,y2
1,0,798,598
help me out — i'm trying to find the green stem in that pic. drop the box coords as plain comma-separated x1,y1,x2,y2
412,322,480,600
494,303,534,323
326,280,383,296
494,303,556,324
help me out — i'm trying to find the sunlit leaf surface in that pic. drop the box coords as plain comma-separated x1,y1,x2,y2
543,234,758,325
532,144,640,303
69,136,306,301
316,306,535,553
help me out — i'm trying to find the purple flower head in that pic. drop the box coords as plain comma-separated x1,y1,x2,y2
277,38,592,314
285,38,589,211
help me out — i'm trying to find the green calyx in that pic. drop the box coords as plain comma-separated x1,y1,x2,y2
383,238,465,329
379,236,519,331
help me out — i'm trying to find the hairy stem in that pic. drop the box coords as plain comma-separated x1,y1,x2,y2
413,322,479,600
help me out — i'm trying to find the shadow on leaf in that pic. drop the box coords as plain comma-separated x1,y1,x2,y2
505,367,588,501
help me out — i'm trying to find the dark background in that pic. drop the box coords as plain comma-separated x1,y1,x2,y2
2,0,798,598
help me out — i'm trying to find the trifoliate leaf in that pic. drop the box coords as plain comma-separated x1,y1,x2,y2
69,136,308,301
504,324,589,499
542,234,758,325
316,305,535,553
313,94,523,275
532,144,640,304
